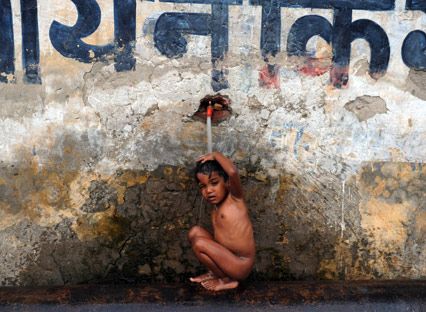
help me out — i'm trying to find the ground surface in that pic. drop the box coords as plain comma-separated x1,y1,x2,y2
0,281,425,311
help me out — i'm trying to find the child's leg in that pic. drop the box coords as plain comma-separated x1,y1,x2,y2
188,225,212,244
192,237,253,282
192,240,227,279
188,226,216,283
192,237,253,291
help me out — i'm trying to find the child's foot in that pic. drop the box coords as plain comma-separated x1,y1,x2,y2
189,271,215,283
201,277,239,291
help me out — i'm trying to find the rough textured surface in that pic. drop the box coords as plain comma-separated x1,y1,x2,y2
344,96,388,122
0,281,425,307
406,69,426,101
0,1,425,286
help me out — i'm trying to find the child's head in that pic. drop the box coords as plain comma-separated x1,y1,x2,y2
195,160,229,205
195,160,228,181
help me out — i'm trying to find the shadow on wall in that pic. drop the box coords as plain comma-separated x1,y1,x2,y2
0,160,423,286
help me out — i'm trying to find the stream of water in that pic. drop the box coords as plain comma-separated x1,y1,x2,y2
207,116,212,153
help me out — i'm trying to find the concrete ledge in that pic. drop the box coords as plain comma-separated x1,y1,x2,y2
0,280,425,310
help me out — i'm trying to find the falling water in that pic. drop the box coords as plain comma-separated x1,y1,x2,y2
198,197,204,224
207,115,212,153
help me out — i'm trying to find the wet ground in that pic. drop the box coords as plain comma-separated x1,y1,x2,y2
0,281,425,311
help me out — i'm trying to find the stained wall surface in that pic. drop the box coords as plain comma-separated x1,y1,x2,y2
0,0,425,285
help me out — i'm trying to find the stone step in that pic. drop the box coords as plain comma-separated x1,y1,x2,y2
0,281,425,311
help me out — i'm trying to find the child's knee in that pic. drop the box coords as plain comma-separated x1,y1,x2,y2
188,226,202,242
192,237,209,253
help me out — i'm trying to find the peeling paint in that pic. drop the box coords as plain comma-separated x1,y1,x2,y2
344,96,388,122
0,0,424,286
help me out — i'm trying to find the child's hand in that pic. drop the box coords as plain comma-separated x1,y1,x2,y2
197,153,216,163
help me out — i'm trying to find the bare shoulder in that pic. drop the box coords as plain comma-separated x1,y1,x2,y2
225,193,248,212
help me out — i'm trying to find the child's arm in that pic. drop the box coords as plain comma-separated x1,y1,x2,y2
197,152,243,199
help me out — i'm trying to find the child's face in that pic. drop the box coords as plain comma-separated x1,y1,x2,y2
196,171,228,205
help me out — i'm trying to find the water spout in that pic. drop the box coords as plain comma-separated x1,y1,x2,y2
192,94,232,125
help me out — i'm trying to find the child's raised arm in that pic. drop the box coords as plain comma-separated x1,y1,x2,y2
197,152,243,199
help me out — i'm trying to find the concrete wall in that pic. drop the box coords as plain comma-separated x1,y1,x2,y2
0,0,425,285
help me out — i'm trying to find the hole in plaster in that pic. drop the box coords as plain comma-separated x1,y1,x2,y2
193,94,232,124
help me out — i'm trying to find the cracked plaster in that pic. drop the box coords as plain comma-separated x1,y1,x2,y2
0,1,425,286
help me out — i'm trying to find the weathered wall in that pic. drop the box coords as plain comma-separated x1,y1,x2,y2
0,0,425,285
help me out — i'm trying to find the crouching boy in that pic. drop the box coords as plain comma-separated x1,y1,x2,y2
188,152,255,291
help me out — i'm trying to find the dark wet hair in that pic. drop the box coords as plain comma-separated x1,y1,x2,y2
194,160,228,182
